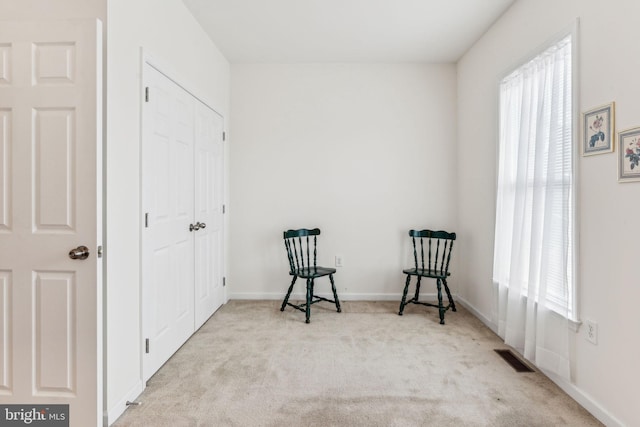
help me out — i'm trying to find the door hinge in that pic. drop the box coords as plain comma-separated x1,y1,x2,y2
145,87,149,102
222,204,226,214
222,131,226,141
145,213,149,228
223,277,226,287
145,338,150,354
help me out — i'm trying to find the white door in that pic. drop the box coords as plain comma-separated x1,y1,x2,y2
194,102,225,329
142,63,225,380
142,63,195,380
0,20,102,427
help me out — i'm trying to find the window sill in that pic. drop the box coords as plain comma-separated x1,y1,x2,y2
568,318,581,333
537,300,581,332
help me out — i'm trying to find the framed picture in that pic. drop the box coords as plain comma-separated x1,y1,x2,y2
618,126,640,182
582,102,615,156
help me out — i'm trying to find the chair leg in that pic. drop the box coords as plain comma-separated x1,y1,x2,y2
281,275,297,311
305,278,313,324
436,278,445,325
414,276,422,302
329,274,341,312
399,275,411,315
442,278,456,312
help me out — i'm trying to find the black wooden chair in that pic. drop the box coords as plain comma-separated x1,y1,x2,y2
399,229,457,324
280,228,341,323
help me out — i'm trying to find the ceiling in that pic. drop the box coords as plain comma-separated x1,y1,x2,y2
181,0,516,63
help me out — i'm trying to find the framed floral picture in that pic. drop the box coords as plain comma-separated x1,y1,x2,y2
618,127,640,182
582,102,615,156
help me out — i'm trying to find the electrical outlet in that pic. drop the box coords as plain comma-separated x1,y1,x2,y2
586,320,598,345
335,255,343,267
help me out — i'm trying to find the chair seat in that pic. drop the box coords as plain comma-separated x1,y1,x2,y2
402,268,450,279
291,266,336,278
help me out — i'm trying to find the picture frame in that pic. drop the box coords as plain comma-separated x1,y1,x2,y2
582,102,615,156
618,126,640,182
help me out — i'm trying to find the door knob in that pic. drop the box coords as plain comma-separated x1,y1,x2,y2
189,222,206,232
69,246,90,260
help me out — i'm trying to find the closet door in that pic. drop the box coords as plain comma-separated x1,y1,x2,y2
194,103,225,329
141,62,225,381
141,64,195,381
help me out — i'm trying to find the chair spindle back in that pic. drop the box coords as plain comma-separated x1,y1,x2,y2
410,229,456,276
284,228,321,274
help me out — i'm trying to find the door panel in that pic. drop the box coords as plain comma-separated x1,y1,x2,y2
0,270,11,394
194,104,224,329
34,271,75,395
171,89,196,347
0,109,11,231
0,20,102,427
142,64,195,380
34,108,75,230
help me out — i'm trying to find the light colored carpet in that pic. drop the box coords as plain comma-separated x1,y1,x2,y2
113,300,602,426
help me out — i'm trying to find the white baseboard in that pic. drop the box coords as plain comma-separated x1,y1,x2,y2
453,298,622,427
455,296,499,334
227,292,286,300
542,370,624,427
228,291,433,302
105,380,144,426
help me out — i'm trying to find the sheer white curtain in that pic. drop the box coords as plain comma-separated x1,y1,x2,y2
493,34,573,379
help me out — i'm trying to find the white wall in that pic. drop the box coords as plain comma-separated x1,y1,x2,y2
457,0,640,425
106,0,230,424
229,64,457,300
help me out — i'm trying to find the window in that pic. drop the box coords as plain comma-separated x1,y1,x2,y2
493,33,575,319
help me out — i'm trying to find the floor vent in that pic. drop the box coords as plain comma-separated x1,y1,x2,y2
494,349,534,372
